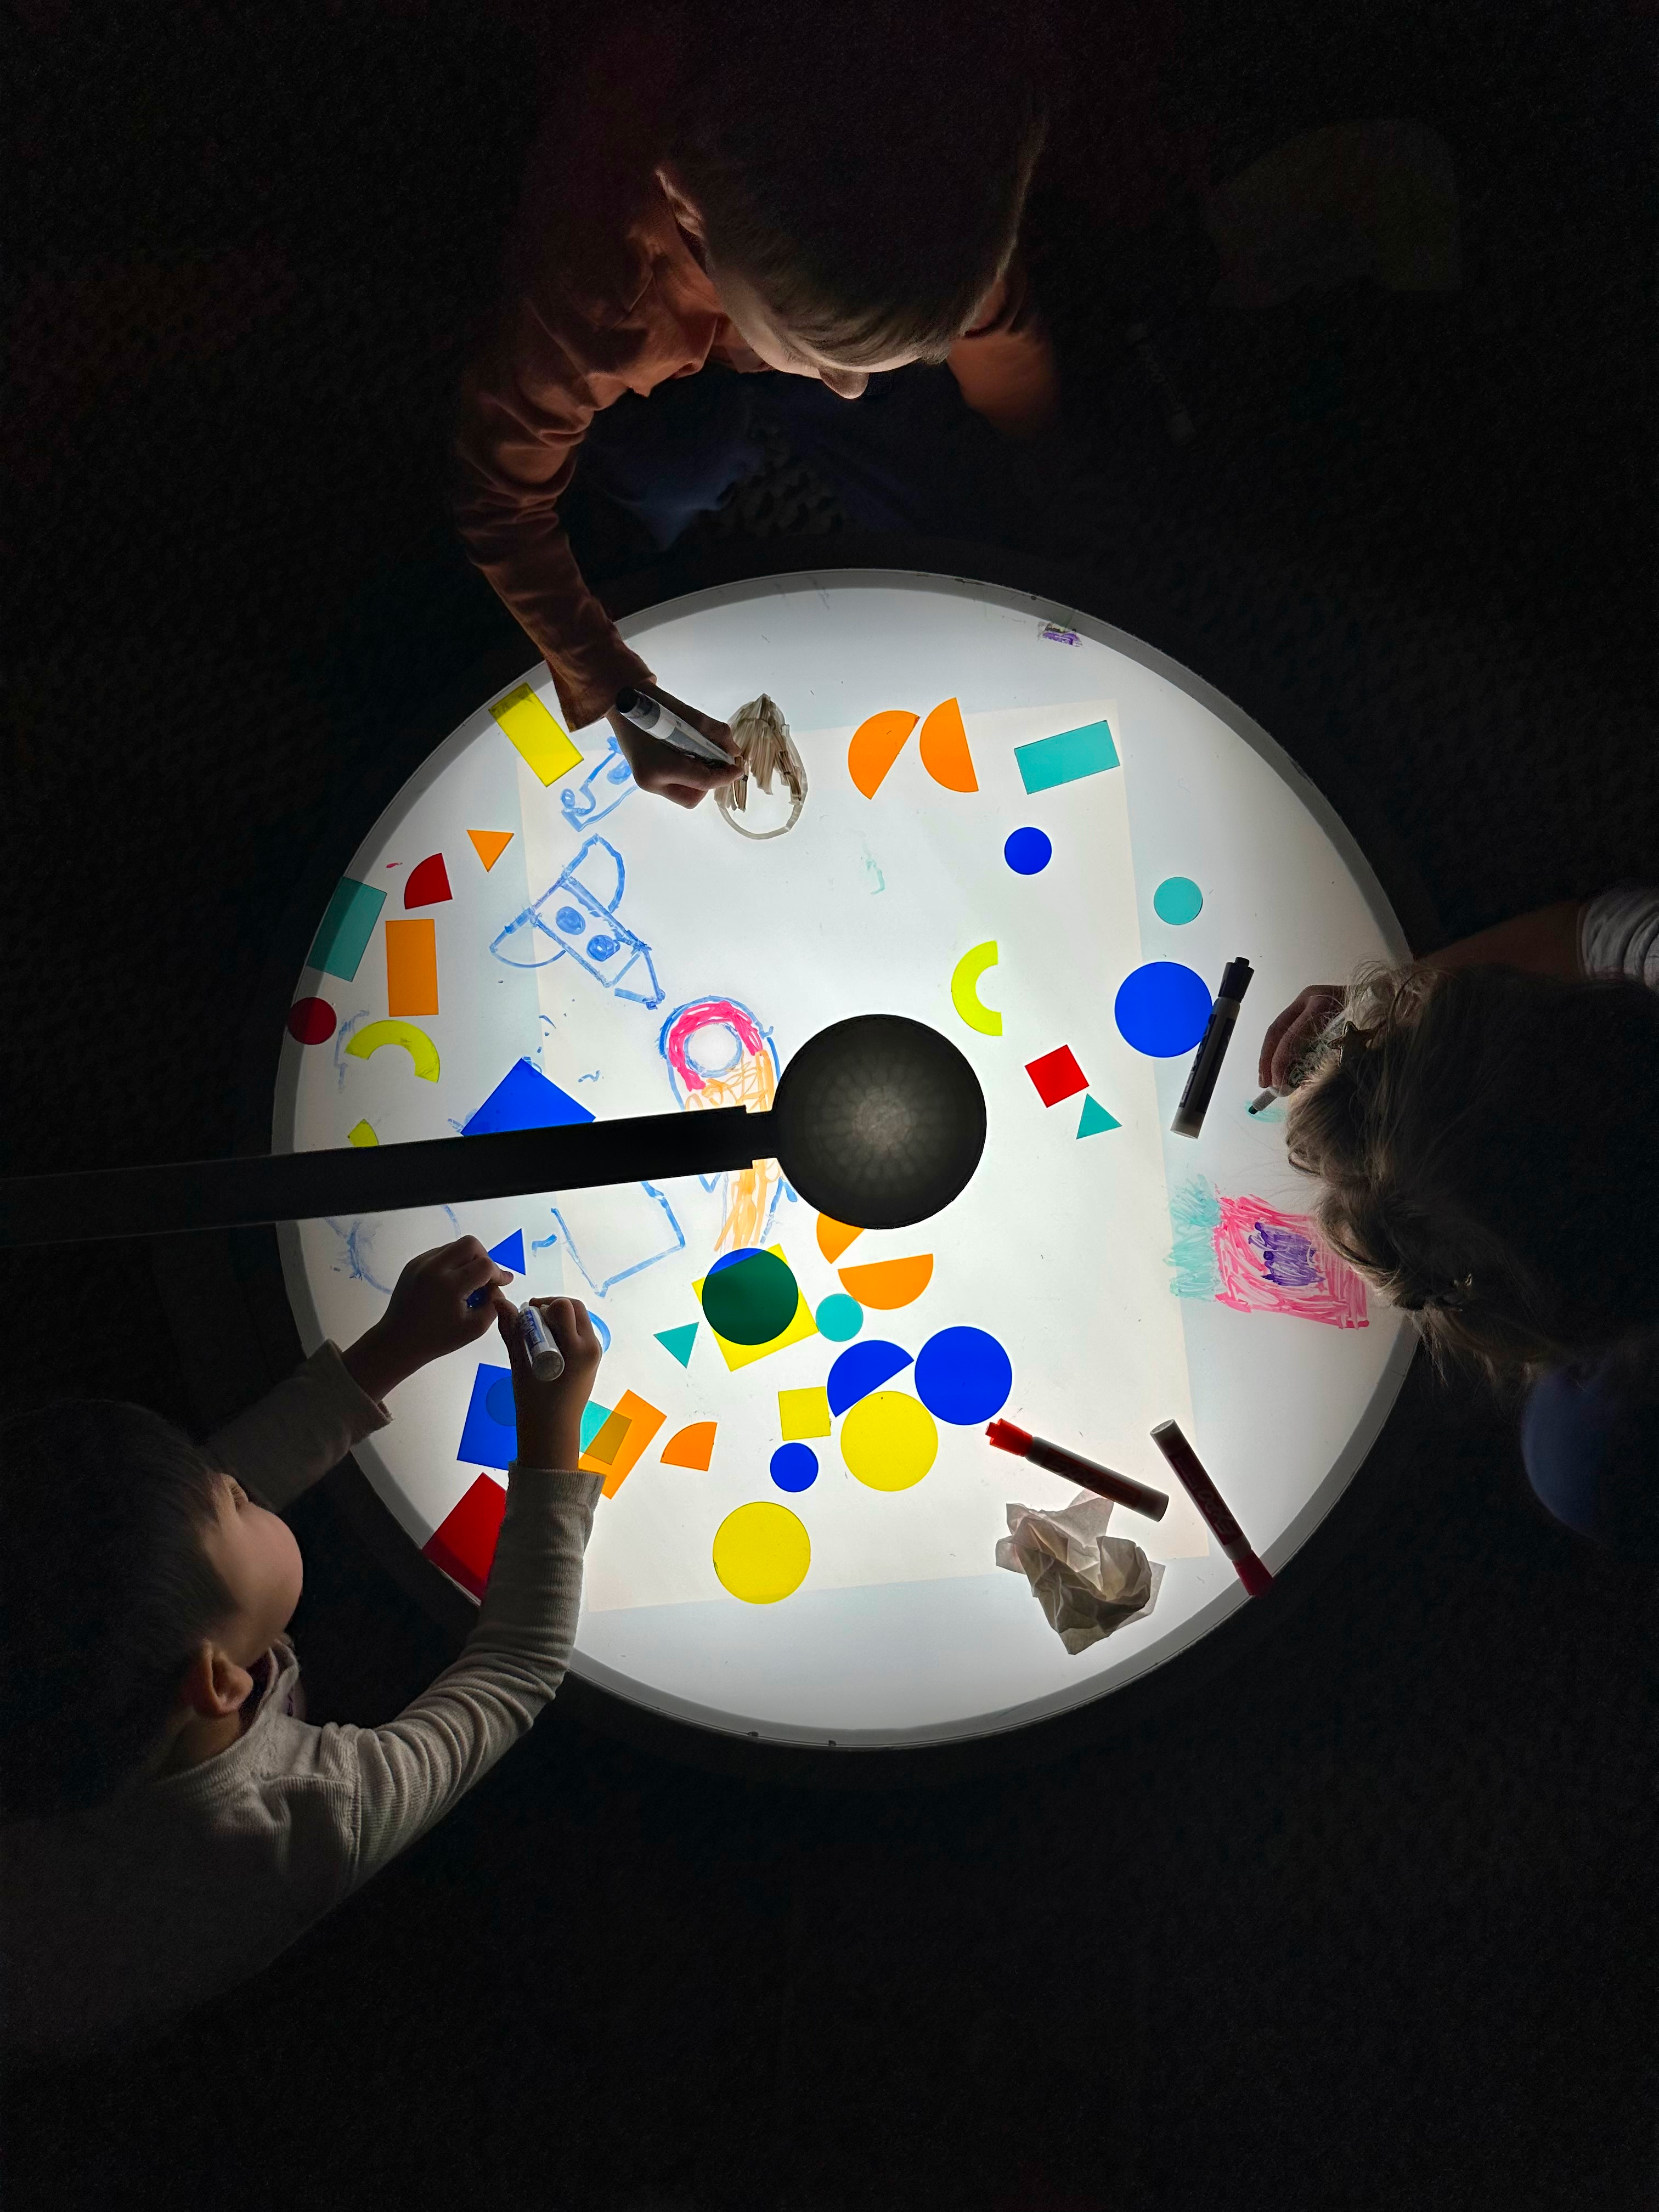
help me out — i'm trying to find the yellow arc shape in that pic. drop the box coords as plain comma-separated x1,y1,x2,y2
840,1390,939,1492
712,1501,811,1604
344,1019,441,1081
949,941,1002,1037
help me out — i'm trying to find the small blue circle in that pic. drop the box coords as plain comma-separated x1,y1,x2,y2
816,1293,865,1342
1114,961,1214,1056
585,935,618,961
485,1378,516,1428
591,1313,611,1352
771,1442,819,1492
1153,876,1204,926
1004,827,1053,876
555,905,585,935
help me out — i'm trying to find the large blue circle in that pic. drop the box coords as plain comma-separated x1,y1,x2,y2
913,1327,1013,1426
1003,826,1053,876
1114,962,1214,1057
770,1442,819,1492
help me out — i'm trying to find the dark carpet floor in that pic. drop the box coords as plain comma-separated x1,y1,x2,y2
3,3,1655,2207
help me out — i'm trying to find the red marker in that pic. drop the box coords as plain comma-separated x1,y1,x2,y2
986,1420,1170,1521
1148,1420,1272,1596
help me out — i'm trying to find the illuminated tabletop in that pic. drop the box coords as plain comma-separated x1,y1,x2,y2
275,569,1413,1749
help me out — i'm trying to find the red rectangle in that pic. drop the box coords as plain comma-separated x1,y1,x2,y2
1025,1045,1088,1107
422,1473,507,1599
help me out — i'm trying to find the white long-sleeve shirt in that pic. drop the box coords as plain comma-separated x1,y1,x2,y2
1,1341,601,2059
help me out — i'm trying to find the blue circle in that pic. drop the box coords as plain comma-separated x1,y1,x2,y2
1004,827,1053,876
591,1313,611,1352
555,905,585,935
709,1246,763,1277
585,935,618,961
816,1292,865,1341
913,1327,1013,1426
1153,876,1204,926
1114,961,1213,1057
770,1442,819,1492
485,1378,516,1428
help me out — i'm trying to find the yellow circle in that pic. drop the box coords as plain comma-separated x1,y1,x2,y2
712,1501,811,1605
839,1390,939,1492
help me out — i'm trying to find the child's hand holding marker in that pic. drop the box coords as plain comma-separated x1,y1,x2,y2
1254,983,1346,1105
607,683,742,811
343,1236,516,1402
499,1297,604,1472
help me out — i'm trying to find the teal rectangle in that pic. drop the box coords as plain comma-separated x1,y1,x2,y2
308,877,387,981
1015,718,1119,794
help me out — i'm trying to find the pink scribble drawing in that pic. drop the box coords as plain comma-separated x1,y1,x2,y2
1213,1193,1368,1328
659,997,781,1255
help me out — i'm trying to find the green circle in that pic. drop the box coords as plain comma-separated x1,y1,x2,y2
1153,875,1204,925
701,1248,800,1345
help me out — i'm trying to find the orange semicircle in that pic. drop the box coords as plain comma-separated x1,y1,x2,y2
661,1420,717,1471
837,1254,934,1309
918,697,977,792
815,1212,865,1263
848,709,919,798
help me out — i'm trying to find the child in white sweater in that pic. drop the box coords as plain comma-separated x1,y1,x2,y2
1,1237,603,2059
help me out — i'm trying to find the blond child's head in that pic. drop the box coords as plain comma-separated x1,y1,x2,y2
0,1401,302,1824
1284,962,1659,1378
657,0,1049,392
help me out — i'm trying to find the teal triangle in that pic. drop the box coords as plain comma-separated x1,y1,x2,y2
488,1229,526,1274
655,1322,699,1368
1076,1094,1120,1138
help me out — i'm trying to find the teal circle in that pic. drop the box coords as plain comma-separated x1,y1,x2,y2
1153,876,1204,926
701,1247,799,1345
815,1293,864,1342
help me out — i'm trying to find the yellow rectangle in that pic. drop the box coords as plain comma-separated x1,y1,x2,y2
385,918,438,1017
692,1245,821,1373
778,1386,831,1441
489,684,583,787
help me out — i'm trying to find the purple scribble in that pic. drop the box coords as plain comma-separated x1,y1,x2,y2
1040,624,1080,646
1250,1221,1321,1289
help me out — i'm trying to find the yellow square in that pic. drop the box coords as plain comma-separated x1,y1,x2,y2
692,1244,820,1372
777,1385,831,1441
489,683,583,787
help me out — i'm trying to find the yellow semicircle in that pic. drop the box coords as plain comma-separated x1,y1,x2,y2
345,1019,442,1081
949,941,1002,1037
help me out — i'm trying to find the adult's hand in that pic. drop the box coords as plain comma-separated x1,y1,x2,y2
607,685,742,810
1258,985,1345,1093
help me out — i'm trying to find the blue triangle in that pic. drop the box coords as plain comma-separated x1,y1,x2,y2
488,1228,526,1274
655,1322,699,1368
1076,1094,1120,1138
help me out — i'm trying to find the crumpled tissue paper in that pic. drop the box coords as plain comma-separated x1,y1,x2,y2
996,1492,1165,1654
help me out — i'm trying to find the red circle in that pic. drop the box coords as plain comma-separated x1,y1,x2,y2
286,996,337,1045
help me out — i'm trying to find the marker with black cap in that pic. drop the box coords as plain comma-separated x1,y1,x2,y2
613,686,736,769
1171,958,1254,1138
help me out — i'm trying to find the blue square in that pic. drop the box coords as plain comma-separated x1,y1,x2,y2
458,1362,519,1469
463,1057,595,1137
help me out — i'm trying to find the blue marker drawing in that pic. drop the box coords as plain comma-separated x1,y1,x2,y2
546,1180,687,1297
1166,1175,1224,1299
489,834,663,1008
325,1204,460,1298
559,733,636,830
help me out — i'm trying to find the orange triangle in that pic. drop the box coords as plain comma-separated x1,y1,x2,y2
660,1420,717,1472
816,1212,865,1263
918,697,977,792
837,1254,934,1309
848,709,919,799
467,829,514,872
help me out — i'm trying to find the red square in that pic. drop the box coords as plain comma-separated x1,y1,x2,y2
1025,1045,1089,1107
422,1474,507,1600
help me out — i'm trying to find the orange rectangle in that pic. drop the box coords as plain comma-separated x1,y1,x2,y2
579,1387,666,1498
385,917,438,1017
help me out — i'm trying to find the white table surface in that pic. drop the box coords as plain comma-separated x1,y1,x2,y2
275,569,1413,1748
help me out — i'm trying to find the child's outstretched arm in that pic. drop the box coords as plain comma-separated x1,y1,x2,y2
205,1238,513,1516
321,1295,606,1895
